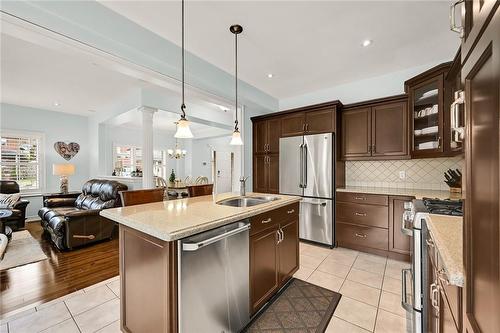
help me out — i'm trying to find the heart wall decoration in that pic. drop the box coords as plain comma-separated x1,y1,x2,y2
54,142,80,161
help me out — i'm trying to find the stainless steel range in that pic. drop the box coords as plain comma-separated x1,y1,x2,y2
401,197,462,333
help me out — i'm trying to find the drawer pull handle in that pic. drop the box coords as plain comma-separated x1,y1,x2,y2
354,212,367,217
261,218,272,224
355,233,367,238
426,238,434,248
354,196,366,200
73,234,95,240
287,209,295,214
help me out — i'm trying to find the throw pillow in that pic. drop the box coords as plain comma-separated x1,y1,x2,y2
0,193,21,209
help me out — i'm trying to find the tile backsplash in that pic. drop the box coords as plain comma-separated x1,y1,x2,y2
345,156,463,190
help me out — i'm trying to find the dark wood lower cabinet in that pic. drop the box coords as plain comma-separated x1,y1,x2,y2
250,203,299,314
250,224,280,313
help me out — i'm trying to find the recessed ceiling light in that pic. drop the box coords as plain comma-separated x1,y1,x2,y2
217,105,230,112
362,39,373,47
267,73,273,78
54,102,60,106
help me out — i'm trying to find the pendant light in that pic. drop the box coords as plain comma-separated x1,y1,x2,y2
175,0,194,139
229,24,244,146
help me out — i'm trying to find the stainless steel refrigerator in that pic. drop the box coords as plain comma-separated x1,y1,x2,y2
279,133,334,247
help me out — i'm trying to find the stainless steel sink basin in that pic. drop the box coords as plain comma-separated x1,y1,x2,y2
252,196,280,202
217,196,280,207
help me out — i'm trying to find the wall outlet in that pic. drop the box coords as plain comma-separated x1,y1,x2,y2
399,170,406,180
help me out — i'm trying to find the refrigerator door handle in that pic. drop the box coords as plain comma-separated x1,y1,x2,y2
299,144,304,188
303,143,308,188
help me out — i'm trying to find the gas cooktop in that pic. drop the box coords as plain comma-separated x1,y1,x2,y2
422,198,463,216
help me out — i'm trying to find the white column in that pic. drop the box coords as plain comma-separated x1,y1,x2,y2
140,106,157,189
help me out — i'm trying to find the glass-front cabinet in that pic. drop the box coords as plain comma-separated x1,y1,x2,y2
405,62,462,158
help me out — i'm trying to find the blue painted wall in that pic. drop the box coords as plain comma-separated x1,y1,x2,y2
1,103,90,217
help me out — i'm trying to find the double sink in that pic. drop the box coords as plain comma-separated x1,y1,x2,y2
217,195,280,207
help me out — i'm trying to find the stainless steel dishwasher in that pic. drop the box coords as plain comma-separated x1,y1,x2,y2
178,220,250,333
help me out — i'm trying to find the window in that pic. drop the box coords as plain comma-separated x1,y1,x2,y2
1,131,44,193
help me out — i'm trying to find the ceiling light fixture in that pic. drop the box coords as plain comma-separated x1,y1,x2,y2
362,39,372,47
267,73,273,78
54,102,60,107
168,123,188,159
229,24,244,146
174,0,194,139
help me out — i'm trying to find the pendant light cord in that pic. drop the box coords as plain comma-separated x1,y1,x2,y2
181,0,186,119
234,31,239,131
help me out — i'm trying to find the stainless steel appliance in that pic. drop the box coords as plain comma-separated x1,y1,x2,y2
279,133,334,246
178,221,250,333
401,198,462,333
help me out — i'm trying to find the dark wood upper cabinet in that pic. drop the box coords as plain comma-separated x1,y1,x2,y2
281,112,305,137
304,107,336,134
341,95,409,160
253,118,281,154
253,154,268,193
267,154,279,194
462,5,500,333
342,107,371,159
372,102,408,157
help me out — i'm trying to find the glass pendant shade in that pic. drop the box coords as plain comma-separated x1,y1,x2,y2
174,118,193,138
230,130,243,146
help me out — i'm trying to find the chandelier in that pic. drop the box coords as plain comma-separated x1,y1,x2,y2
168,140,187,159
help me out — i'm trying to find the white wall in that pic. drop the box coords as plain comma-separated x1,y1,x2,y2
1,103,90,217
279,60,451,110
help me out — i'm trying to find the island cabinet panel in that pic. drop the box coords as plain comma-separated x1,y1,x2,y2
279,219,299,284
119,225,178,333
250,225,280,313
250,203,300,314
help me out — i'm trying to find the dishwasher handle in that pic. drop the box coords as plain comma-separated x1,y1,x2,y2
182,223,250,251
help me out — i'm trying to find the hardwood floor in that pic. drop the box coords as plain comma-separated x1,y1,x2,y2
0,221,119,315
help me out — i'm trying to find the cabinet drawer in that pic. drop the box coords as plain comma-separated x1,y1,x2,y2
337,192,388,206
336,202,389,228
250,203,298,236
337,222,389,251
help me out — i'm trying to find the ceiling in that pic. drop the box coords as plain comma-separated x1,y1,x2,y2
105,109,232,138
0,33,151,116
100,1,460,99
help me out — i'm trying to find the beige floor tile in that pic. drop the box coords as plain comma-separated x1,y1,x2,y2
8,302,71,333
74,298,120,333
36,290,85,311
333,247,359,256
385,265,403,280
96,320,121,333
357,252,387,265
40,318,80,333
300,253,324,269
326,317,370,333
339,280,381,307
0,307,36,324
347,268,384,289
327,251,357,266
386,258,411,270
306,270,344,292
379,291,406,317
301,245,331,260
353,257,386,275
107,280,120,298
293,266,314,280
65,285,116,316
317,259,351,279
334,297,377,332
375,309,407,333
382,276,402,295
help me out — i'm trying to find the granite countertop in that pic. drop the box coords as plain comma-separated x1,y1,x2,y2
336,186,460,200
426,214,464,287
100,192,301,241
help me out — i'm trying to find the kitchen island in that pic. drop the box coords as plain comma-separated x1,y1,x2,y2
100,193,301,333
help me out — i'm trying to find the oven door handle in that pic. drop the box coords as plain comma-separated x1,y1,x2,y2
401,213,413,236
401,268,413,312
